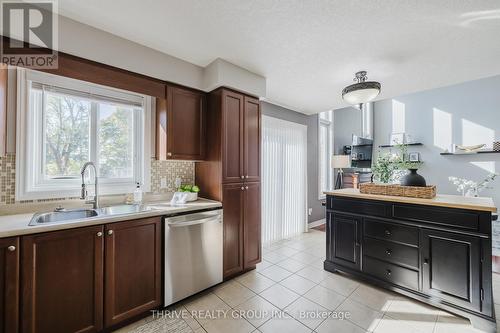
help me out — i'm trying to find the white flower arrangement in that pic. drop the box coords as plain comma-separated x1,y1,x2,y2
448,173,499,197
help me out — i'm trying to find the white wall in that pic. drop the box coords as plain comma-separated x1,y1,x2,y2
373,75,500,207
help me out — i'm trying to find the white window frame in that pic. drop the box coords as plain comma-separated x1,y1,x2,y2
16,68,151,200
318,111,334,200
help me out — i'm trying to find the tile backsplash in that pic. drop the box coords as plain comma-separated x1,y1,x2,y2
0,154,195,212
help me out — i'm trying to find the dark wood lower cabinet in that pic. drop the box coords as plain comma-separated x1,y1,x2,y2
243,182,261,268
222,183,245,277
104,217,162,327
324,195,496,332
21,225,104,333
0,237,19,333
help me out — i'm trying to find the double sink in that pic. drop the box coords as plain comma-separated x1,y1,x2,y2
29,204,171,226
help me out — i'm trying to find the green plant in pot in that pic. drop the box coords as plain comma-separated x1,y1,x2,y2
371,151,399,183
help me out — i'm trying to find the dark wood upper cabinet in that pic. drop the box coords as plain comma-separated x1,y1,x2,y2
157,86,206,160
244,182,261,269
21,225,104,333
243,96,261,183
222,183,245,277
222,90,244,183
0,237,19,333
104,217,161,327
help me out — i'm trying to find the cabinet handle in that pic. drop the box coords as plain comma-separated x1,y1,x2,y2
245,175,248,179
241,175,245,179
384,230,391,237
167,152,172,157
424,258,429,265
96,232,103,237
108,230,113,236
241,186,245,191
7,245,16,252
386,269,392,276
245,186,249,190
386,249,392,255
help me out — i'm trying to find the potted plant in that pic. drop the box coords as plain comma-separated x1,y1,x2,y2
395,144,426,187
177,184,200,201
371,151,399,183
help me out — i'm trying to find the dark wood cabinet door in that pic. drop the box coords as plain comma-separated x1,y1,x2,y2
243,96,260,183
222,183,245,277
0,237,19,333
222,90,244,183
421,230,481,312
159,86,206,160
329,213,361,271
21,225,104,333
244,182,261,269
104,217,162,327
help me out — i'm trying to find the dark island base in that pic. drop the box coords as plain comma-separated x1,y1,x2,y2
325,259,496,333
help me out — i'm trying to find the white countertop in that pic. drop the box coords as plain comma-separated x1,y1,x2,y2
0,198,222,238
324,188,497,213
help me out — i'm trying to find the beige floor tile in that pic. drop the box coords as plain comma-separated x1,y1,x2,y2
348,284,397,312
302,245,326,258
200,309,255,333
303,285,345,310
272,246,300,257
213,281,256,308
236,270,276,293
263,251,289,264
234,295,280,327
384,298,438,333
255,260,273,272
259,265,293,282
276,258,308,273
260,284,300,309
295,266,329,283
279,274,317,295
433,314,484,333
285,296,330,330
316,318,367,333
258,314,312,333
337,298,383,332
307,258,325,270
374,314,435,333
291,251,319,264
320,272,360,297
184,292,230,325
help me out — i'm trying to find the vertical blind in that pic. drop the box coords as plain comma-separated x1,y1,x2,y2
262,115,308,244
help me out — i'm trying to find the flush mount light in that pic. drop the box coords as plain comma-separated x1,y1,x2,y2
342,71,381,105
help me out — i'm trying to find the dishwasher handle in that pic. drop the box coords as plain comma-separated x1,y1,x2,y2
167,214,221,227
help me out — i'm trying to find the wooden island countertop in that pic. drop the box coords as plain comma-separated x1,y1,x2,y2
324,188,497,213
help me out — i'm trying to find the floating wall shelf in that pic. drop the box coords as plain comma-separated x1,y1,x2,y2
440,150,500,156
378,143,423,148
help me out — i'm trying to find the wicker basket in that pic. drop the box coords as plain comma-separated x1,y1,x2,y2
360,183,436,199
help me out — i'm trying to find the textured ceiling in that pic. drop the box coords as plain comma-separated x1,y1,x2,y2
58,0,500,114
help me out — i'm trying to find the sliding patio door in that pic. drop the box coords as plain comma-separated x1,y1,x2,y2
262,116,308,244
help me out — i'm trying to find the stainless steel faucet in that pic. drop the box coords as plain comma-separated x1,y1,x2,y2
80,162,99,209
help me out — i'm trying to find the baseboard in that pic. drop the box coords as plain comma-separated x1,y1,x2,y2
308,219,326,229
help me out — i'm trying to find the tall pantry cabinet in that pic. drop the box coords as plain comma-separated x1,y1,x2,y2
196,88,261,278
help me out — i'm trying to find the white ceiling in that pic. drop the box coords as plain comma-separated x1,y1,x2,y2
58,0,500,114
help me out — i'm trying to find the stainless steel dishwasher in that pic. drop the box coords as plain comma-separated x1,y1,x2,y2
164,208,223,306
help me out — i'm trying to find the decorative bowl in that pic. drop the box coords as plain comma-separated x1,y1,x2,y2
456,144,485,152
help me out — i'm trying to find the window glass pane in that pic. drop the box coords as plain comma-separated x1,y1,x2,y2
98,102,135,179
319,124,327,193
43,90,91,179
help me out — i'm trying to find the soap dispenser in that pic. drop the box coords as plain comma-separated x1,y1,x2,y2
133,182,143,204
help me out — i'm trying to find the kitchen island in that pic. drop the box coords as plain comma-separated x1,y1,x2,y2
324,189,497,332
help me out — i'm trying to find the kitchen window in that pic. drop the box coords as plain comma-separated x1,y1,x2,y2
318,110,333,199
16,68,151,200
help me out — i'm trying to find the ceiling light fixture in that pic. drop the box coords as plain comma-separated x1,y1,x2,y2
342,71,381,105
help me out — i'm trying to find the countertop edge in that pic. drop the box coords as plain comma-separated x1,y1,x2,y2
324,190,497,213
0,200,222,238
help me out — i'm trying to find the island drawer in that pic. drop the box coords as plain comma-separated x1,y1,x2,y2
328,197,389,218
364,218,418,246
363,256,419,291
392,204,479,231
364,237,419,269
